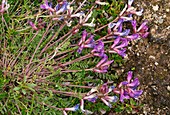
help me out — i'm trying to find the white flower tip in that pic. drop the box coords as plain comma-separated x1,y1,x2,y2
95,1,109,5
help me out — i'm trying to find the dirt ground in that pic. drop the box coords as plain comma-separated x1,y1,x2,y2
123,0,170,114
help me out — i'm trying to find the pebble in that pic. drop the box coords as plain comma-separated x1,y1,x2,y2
166,8,170,12
167,86,170,91
152,5,159,11
155,62,159,66
149,55,156,60
158,18,164,24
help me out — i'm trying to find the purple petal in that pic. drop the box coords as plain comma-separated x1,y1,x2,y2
96,54,108,68
93,69,107,73
100,83,109,94
104,96,118,103
65,104,79,111
87,96,98,103
111,36,121,48
120,89,130,102
126,34,139,41
118,23,123,32
127,71,133,82
114,29,130,36
114,19,123,30
28,21,38,30
118,81,128,88
84,43,95,48
115,48,127,57
40,4,48,9
55,4,60,11
58,1,68,13
131,20,137,33
101,98,112,108
84,94,98,103
108,22,116,29
137,21,148,32
85,35,94,44
115,41,128,49
77,45,84,54
128,88,143,98
127,78,140,88
100,60,114,69
93,52,105,58
95,40,104,52
141,32,149,38
133,90,143,98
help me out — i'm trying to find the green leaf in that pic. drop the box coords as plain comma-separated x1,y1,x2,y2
27,83,37,88
22,89,27,95
130,98,136,105
13,87,21,91
0,93,8,100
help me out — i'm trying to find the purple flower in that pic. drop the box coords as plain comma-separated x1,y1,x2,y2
131,20,149,38
101,98,112,108
131,20,137,33
84,35,95,48
107,22,116,34
126,34,139,41
109,37,128,57
28,21,38,31
91,40,104,57
113,19,124,31
64,104,79,111
99,83,115,94
77,30,95,53
114,71,143,102
127,7,143,16
98,83,117,108
137,21,149,38
96,54,108,68
80,99,93,114
83,94,98,103
40,0,55,12
104,96,118,103
55,1,68,14
93,58,113,73
114,29,130,36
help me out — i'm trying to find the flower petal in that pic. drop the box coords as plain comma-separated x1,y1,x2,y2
101,98,112,108
96,54,108,68
127,71,133,82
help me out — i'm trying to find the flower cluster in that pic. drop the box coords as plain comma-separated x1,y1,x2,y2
109,36,128,57
40,0,95,27
114,71,143,102
77,30,114,73
71,83,118,114
62,71,143,114
25,0,146,114
77,30,95,53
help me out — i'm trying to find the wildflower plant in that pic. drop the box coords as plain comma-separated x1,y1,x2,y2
0,0,148,114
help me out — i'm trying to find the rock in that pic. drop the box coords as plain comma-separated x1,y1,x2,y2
167,86,170,91
152,5,159,11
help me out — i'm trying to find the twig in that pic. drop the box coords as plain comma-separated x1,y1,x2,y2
25,21,52,76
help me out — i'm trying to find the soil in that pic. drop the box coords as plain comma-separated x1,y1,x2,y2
120,0,170,114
